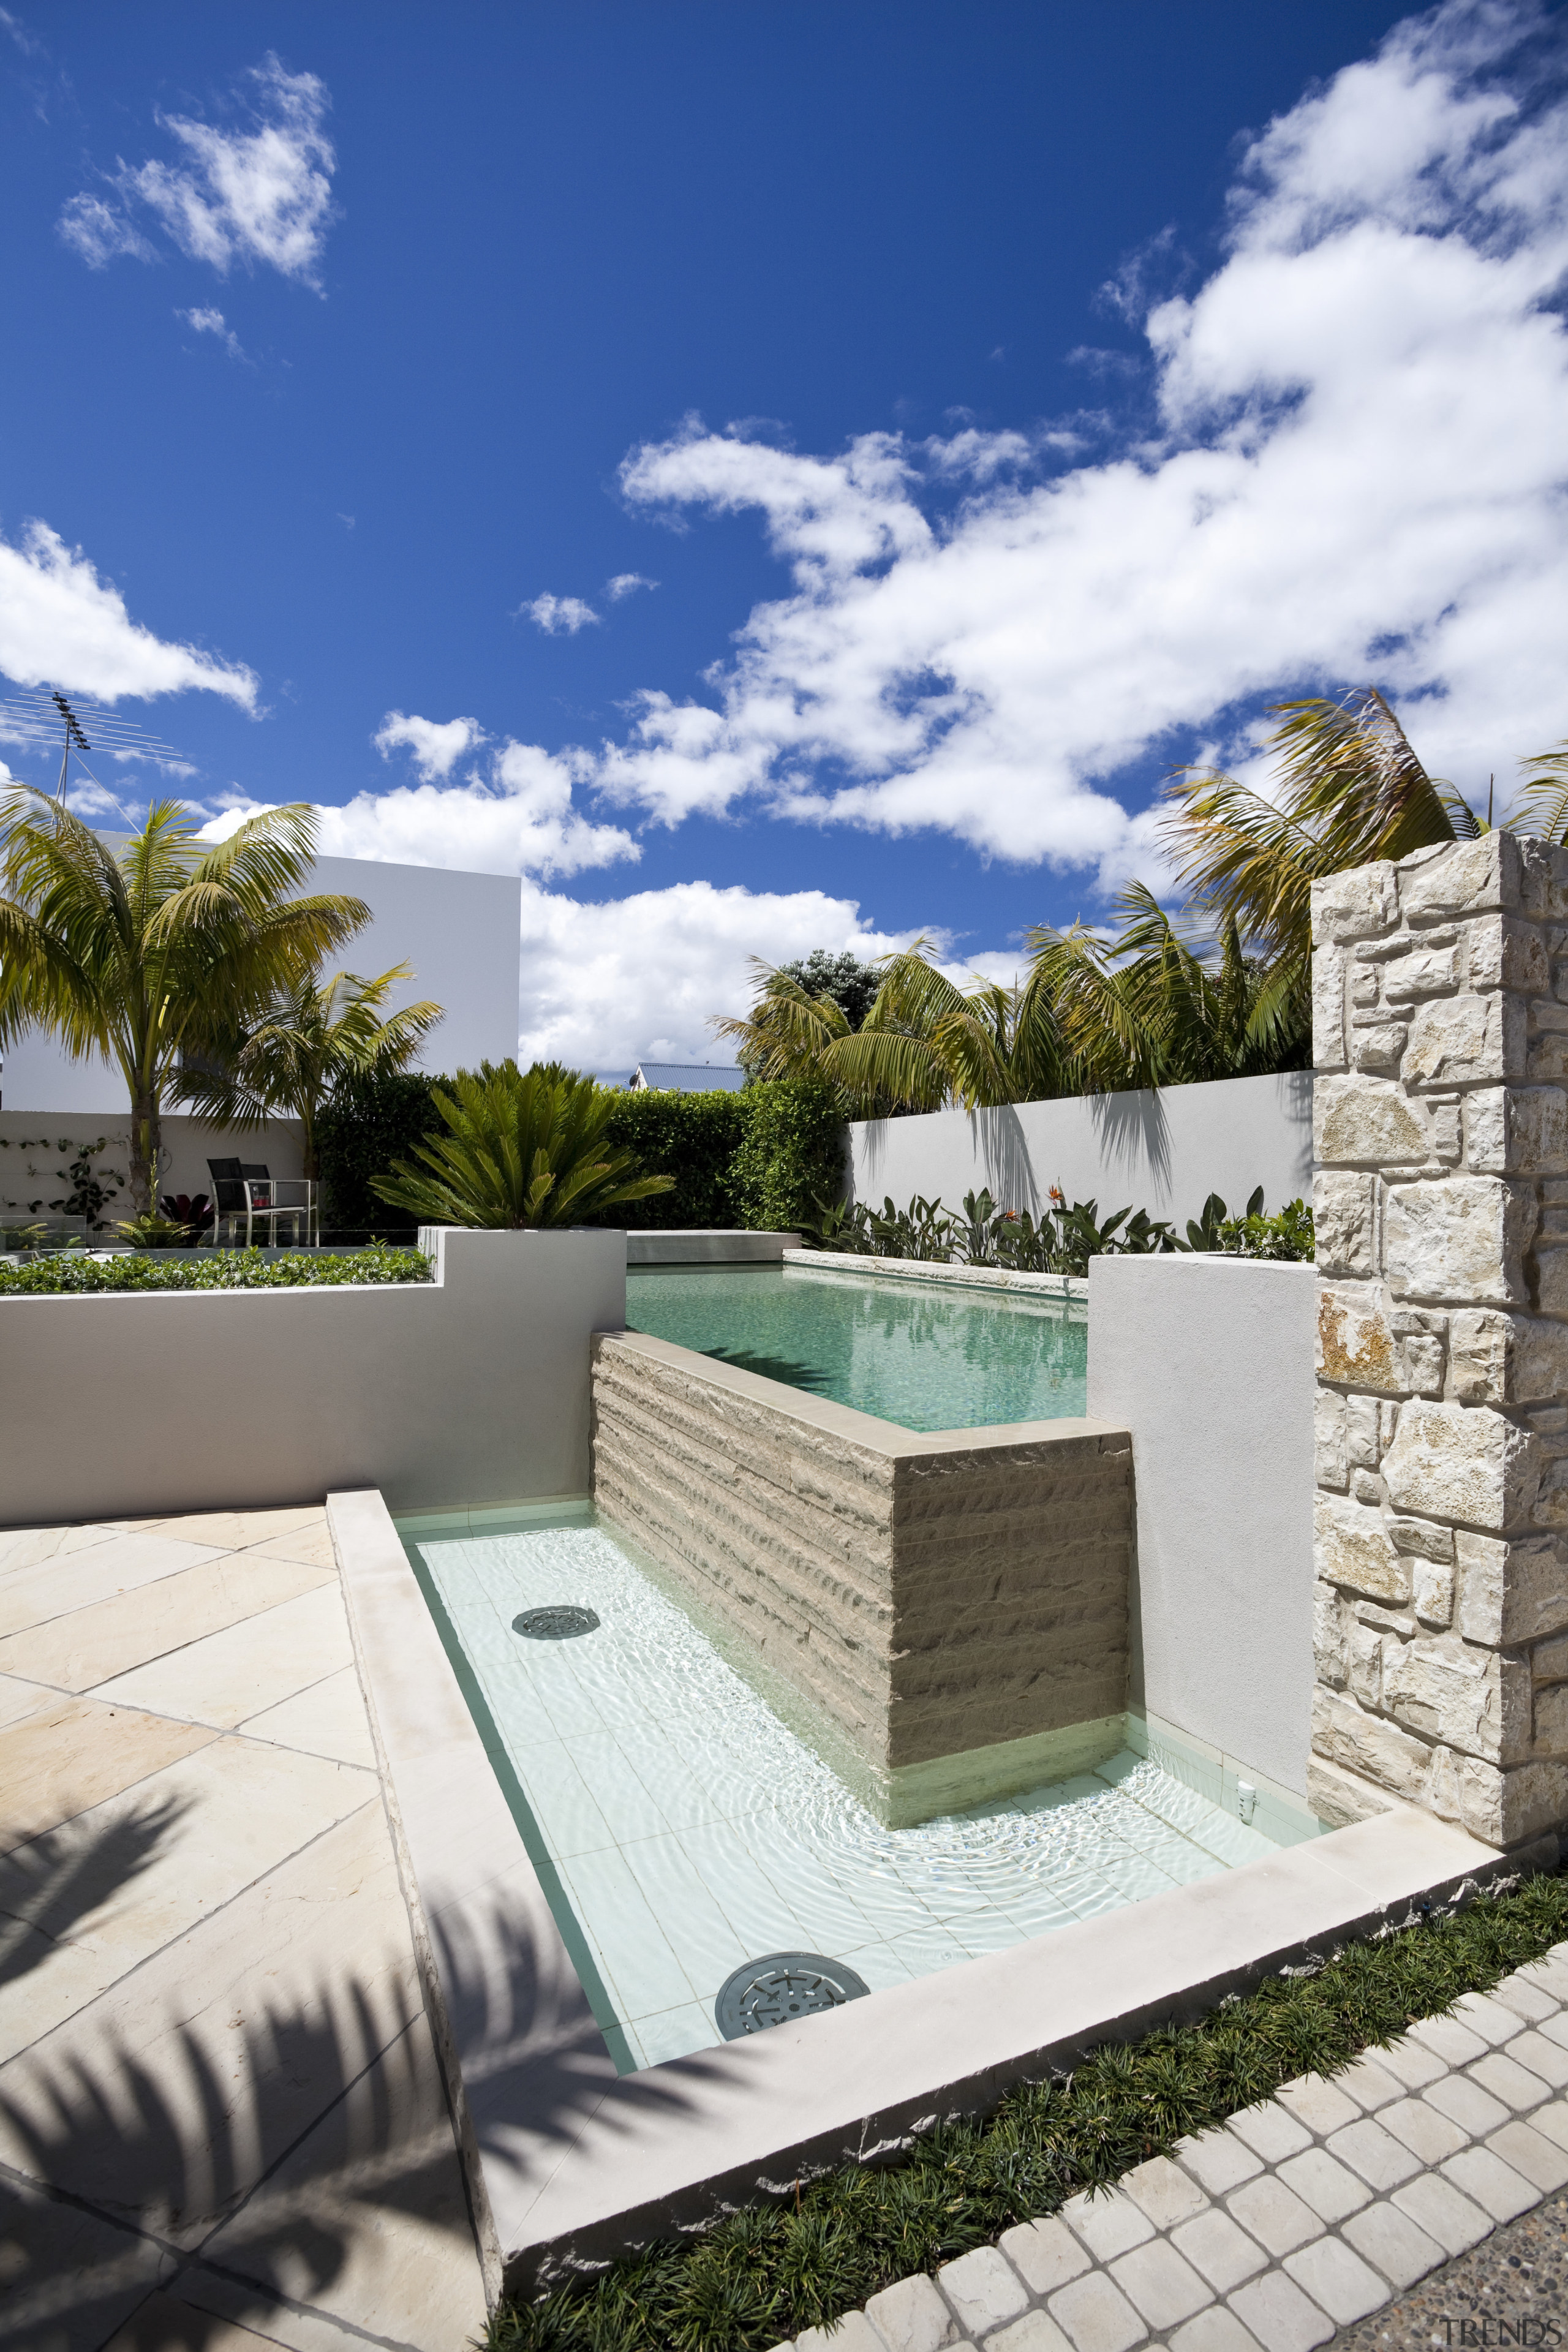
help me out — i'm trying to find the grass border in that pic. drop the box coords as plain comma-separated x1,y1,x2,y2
486,1867,1568,2352
0,1242,434,1292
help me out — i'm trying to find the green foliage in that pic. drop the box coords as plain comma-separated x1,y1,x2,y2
0,1244,432,1294
728,1077,845,1231
592,1088,749,1229
372,1061,675,1229
1180,1189,1316,1261
316,1069,445,1231
489,1871,1568,2352
804,1185,1181,1275
776,949,882,1033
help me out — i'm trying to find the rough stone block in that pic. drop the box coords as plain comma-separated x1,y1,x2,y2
1352,1022,1408,1075
1466,1087,1568,1175
1344,1394,1379,1469
1382,1401,1539,1532
1469,915,1551,994
1383,945,1460,1002
1315,1494,1410,1603
1537,1684,1568,1753
1405,991,1526,1088
1314,1391,1348,1491
1315,1174,1379,1279
1312,943,1348,1074
1311,1686,1433,1806
1401,832,1517,922
1347,1620,1384,1708
1457,1753,1568,1846
1413,1558,1455,1627
1535,1248,1568,1317
1456,1530,1568,1645
1313,864,1398,944
1450,1311,1568,1408
1381,1635,1515,1762
1535,1629,1568,1680
1317,1287,1444,1396
1384,1177,1534,1304
1314,1583,1348,1690
1315,1077,1428,1167
1390,1517,1454,1561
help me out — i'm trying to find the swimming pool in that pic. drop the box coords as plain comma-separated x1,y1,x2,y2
404,1504,1286,2072
625,1261,1086,1433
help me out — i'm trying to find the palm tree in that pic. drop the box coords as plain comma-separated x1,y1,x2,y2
372,1060,675,1229
1029,884,1308,1093
0,793,369,1214
180,963,445,1188
713,945,1070,1116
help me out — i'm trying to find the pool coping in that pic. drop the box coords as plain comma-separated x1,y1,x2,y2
780,1246,1088,1301
329,1483,1553,2306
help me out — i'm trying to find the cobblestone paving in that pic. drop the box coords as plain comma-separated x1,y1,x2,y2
771,1943,1568,2352
1337,2182,1568,2348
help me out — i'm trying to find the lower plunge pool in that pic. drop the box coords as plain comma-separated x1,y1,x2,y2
402,1502,1286,2074
625,1261,1086,1433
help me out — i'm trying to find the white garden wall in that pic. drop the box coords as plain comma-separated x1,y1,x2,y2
0,1111,306,1229
0,1226,625,1527
1087,1253,1317,1806
850,1071,1312,1229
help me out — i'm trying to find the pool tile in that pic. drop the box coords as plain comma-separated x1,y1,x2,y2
556,1844,695,2015
511,1739,616,1858
619,1830,753,1991
633,1999,720,2067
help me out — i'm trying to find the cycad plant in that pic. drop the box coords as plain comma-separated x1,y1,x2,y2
181,963,444,1188
371,1060,675,1229
0,793,368,1214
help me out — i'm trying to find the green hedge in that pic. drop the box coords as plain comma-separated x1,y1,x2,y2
315,1071,445,1232
317,1070,845,1235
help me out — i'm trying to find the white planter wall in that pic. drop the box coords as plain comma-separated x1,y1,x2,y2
1087,1253,1317,1800
850,1071,1313,1229
0,1227,625,1527
0,1111,306,1229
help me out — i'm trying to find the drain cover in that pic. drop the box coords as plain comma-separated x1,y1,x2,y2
513,1605,600,1640
714,1952,870,2039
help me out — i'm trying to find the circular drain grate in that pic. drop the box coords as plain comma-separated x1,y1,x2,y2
513,1605,600,1641
714,1952,870,2040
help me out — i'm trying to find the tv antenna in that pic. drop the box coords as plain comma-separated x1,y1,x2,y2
0,687,187,813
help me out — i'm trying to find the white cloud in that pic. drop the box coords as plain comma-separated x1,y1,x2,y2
0,520,258,706
61,55,336,290
522,593,600,636
178,304,247,361
605,572,658,601
466,0,1566,880
514,878,913,1070
374,709,484,781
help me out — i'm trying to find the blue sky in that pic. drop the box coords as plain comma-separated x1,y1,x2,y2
1,1,1565,1068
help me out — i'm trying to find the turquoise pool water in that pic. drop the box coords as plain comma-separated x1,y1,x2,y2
624,1261,1087,1433
405,1505,1284,2071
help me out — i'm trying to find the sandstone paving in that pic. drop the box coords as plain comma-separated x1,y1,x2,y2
0,1504,485,2351
0,1690,217,1853
89,1581,355,1730
764,1939,1568,2352
0,1546,334,1691
0,1529,227,1642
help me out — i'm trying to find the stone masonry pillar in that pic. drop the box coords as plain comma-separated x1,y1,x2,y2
1311,832,1568,1850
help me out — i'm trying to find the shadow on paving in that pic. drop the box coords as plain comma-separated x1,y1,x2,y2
0,1797,191,1992
0,1890,709,2351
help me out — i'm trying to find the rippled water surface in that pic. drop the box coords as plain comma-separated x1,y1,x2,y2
410,1509,1282,2072
625,1261,1087,1431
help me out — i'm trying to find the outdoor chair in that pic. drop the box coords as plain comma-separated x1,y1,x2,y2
206,1158,318,1248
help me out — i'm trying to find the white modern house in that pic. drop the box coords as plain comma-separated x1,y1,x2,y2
628,1060,746,1094
0,850,523,1209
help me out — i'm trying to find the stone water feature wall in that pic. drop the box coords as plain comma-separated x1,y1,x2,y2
590,1329,1133,1826
1311,832,1568,1849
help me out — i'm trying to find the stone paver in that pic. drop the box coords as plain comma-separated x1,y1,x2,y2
0,1505,485,2352
766,1942,1568,2352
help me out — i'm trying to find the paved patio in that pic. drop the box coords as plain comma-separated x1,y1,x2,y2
0,1505,487,2352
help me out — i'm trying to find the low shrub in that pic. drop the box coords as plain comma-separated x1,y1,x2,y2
489,1869,1568,2352
0,1244,432,1293
315,1070,447,1233
592,1090,749,1229
728,1077,844,1233
805,1184,1314,1271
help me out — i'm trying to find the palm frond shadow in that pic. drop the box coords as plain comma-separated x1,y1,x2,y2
0,1888,699,2348
0,1793,190,1990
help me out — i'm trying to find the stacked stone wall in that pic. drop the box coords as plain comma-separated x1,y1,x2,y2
1311,832,1568,1847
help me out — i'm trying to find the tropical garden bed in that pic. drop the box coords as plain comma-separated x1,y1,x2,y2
0,1243,432,1293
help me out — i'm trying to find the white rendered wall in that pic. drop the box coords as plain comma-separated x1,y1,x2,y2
0,1227,625,1525
0,850,523,1115
0,1112,306,1224
850,1072,1313,1229
1087,1253,1317,1799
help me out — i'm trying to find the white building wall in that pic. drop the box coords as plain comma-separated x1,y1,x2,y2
849,1071,1313,1231
1087,1253,1317,1803
0,850,522,1116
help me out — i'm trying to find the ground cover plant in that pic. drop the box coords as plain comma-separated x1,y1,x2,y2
488,1869,1568,2352
806,1185,1312,1272
0,1243,432,1292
